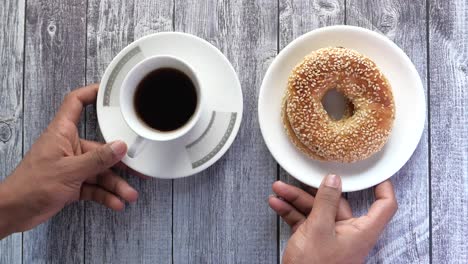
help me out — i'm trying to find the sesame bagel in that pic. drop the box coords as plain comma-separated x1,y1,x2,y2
283,47,395,162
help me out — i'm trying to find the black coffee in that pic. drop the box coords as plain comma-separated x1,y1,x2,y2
134,68,197,132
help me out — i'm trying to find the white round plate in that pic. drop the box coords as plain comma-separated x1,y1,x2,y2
97,32,243,179
259,25,426,192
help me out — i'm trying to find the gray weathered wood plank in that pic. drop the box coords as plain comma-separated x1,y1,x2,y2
430,0,468,262
85,0,173,263
278,0,430,263
345,1,429,263
22,0,87,263
0,0,25,263
3,0,466,262
278,0,345,259
172,0,278,263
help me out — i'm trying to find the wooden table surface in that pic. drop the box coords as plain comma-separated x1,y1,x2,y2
0,0,467,263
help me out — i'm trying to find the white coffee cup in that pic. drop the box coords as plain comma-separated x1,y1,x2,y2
120,55,203,157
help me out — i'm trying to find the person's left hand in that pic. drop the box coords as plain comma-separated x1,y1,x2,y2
0,84,138,238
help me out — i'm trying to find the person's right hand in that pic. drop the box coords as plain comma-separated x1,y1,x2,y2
269,174,397,264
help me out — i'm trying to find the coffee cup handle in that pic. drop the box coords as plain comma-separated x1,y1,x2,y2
127,135,146,158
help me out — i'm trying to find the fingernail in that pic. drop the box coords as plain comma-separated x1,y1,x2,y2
267,194,275,202
110,141,127,156
324,174,340,188
275,181,285,186
128,188,139,203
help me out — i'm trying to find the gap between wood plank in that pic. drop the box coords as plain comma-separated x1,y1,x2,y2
21,0,28,262
425,0,432,262
276,1,280,264
171,2,175,263
83,0,89,263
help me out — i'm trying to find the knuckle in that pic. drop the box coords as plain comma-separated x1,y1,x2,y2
50,120,75,139
113,179,123,193
57,121,74,136
308,220,327,235
280,208,293,218
389,197,398,212
289,192,301,204
93,149,108,167
66,90,77,100
317,190,339,208
64,92,75,104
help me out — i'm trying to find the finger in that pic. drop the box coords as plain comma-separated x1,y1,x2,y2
337,197,353,221
268,196,306,232
80,139,128,170
301,184,317,196
273,181,353,221
80,138,102,153
308,174,342,233
80,139,148,180
95,170,138,203
69,140,127,180
80,139,149,179
359,180,398,236
80,183,125,211
53,84,99,125
272,181,315,214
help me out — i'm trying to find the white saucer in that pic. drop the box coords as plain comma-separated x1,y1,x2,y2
259,25,426,192
97,32,243,179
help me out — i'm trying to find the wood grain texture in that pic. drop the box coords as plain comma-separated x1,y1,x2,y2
278,0,345,259
430,0,468,262
345,1,430,263
85,0,173,263
0,0,24,263
0,1,465,262
22,0,87,263
172,0,278,263
278,0,430,262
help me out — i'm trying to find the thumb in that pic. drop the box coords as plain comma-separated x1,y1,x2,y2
72,140,127,178
308,174,342,232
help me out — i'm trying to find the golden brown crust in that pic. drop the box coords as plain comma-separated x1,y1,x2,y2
282,95,326,161
283,47,395,162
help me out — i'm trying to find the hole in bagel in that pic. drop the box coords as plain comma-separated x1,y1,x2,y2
321,88,354,120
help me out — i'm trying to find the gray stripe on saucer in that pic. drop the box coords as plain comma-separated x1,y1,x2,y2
104,46,142,106
191,112,237,169
186,111,216,149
